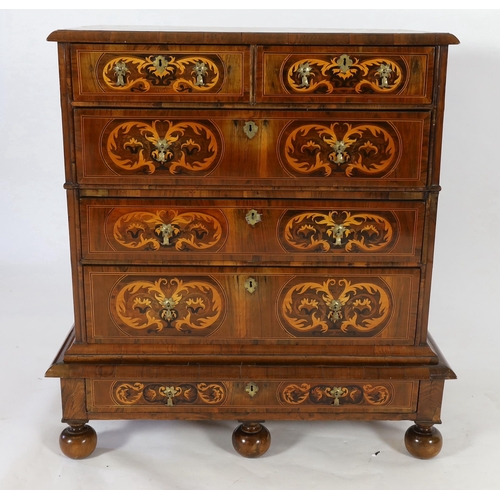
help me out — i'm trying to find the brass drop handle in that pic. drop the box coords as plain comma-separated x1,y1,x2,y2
158,223,175,246
245,209,262,226
329,140,348,165
193,61,208,86
160,386,181,406
331,224,347,246
376,63,392,89
326,298,342,322
296,62,313,88
327,387,348,406
113,61,128,86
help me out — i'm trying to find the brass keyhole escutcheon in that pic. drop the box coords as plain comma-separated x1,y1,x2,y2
243,121,258,139
245,382,259,398
244,277,258,294
336,53,353,73
245,209,262,226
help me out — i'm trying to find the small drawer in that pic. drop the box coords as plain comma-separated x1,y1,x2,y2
258,46,435,105
80,198,425,265
74,108,431,189
71,44,250,103
83,266,420,345
88,379,418,414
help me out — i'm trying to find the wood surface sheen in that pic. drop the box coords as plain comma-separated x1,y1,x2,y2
46,28,458,460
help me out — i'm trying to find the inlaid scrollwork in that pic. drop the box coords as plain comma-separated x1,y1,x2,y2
279,121,398,178
110,276,226,336
109,209,225,252
280,210,397,253
285,54,404,94
103,119,222,176
112,382,227,406
101,53,222,93
279,383,393,406
278,277,392,337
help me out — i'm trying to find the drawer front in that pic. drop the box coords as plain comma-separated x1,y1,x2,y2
88,379,418,414
71,44,250,103
81,198,424,265
258,46,435,104
83,267,419,344
74,109,430,188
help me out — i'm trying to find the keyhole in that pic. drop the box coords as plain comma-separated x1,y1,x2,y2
243,121,258,139
245,381,259,397
342,57,347,66
244,277,258,294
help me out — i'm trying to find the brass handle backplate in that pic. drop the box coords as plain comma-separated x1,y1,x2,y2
159,385,181,406
327,387,348,406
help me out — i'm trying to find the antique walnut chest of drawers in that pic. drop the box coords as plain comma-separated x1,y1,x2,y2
46,28,459,459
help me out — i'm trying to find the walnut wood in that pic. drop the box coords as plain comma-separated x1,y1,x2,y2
404,424,443,460
47,29,459,47
46,28,458,459
232,422,271,458
80,198,425,266
59,424,97,460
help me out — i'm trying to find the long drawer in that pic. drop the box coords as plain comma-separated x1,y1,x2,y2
80,198,425,265
88,378,418,414
83,266,420,345
74,109,431,188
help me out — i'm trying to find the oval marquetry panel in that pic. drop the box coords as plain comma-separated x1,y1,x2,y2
278,120,401,178
106,208,227,252
111,381,227,406
278,382,395,407
97,52,225,94
278,209,399,254
277,276,393,338
109,275,227,337
101,119,223,176
283,54,406,95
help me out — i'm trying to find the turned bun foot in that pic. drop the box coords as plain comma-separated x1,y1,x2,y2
59,423,97,459
405,424,443,459
232,422,271,458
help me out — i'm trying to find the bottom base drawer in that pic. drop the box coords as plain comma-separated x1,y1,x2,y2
88,379,418,414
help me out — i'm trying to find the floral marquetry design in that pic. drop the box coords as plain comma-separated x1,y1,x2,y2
279,121,399,178
102,119,222,176
279,383,393,406
284,54,404,94
110,276,226,336
108,209,226,252
100,53,223,93
277,277,392,338
112,382,227,406
279,210,397,253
